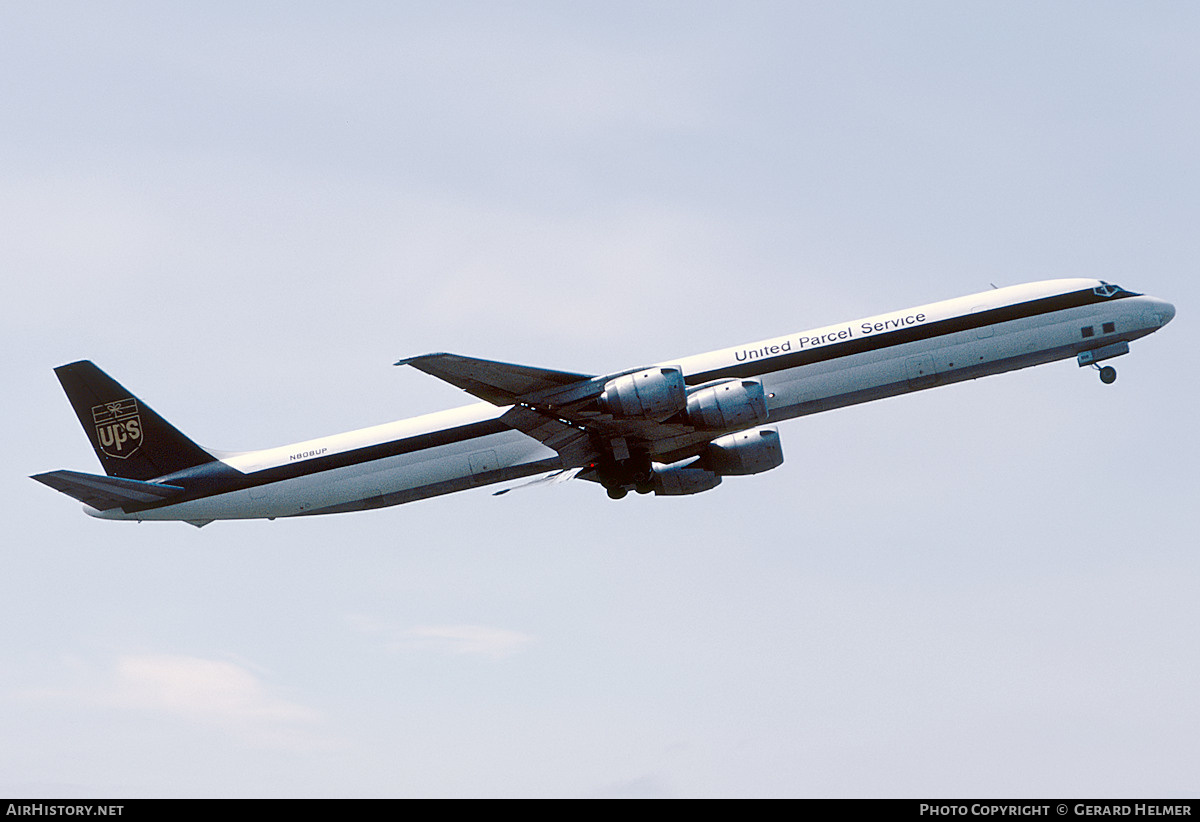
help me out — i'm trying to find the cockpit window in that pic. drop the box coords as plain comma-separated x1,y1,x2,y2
1094,281,1141,299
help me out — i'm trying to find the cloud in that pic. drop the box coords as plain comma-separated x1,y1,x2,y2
28,654,331,751
589,774,674,799
347,616,534,659
113,654,315,723
399,625,534,659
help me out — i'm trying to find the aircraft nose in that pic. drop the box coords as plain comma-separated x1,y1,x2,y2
1155,299,1176,327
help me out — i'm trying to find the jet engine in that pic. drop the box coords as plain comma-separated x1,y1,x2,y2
706,426,784,475
650,426,784,495
651,462,722,496
599,367,687,420
686,378,769,430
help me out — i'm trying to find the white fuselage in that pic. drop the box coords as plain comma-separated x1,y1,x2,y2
90,279,1174,523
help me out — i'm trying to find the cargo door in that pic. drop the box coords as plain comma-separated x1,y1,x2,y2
905,356,938,389
468,449,499,485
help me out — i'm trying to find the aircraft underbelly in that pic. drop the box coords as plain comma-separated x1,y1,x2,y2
104,429,557,521
762,302,1154,423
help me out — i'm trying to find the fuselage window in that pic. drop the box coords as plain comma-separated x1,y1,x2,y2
1081,326,1095,338
1102,322,1115,334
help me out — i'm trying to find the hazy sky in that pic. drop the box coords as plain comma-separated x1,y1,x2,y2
3,1,1197,798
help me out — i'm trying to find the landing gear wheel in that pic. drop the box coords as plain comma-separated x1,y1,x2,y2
1099,365,1117,385
635,480,654,495
607,486,628,500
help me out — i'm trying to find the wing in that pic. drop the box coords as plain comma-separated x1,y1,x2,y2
395,353,706,465
394,353,597,406
31,470,184,511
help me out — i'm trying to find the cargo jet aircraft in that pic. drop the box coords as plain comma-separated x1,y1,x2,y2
33,279,1174,527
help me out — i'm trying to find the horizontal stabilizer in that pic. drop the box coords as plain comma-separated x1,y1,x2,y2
31,470,184,511
395,352,594,406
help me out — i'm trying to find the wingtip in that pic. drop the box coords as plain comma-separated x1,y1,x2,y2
394,352,451,367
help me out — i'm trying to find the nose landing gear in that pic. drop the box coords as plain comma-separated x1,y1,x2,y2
1078,342,1128,385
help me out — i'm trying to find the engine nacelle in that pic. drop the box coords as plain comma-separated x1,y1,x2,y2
706,426,784,475
686,378,769,430
651,460,722,496
650,426,784,495
600,367,687,420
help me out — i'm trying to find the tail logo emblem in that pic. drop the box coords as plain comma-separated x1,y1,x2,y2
92,398,143,459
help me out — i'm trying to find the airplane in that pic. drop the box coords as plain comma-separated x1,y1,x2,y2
32,278,1174,527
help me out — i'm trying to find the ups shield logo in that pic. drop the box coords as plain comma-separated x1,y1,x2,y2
92,398,143,459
